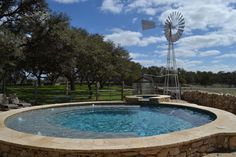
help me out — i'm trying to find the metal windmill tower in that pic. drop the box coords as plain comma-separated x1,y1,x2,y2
142,11,185,99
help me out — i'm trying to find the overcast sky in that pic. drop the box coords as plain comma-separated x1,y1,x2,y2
47,0,236,72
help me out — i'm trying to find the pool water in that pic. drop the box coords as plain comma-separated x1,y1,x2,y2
5,105,215,139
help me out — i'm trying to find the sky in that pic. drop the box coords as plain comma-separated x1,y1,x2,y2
47,0,236,72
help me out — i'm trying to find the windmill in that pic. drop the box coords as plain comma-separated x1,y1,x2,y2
142,11,185,99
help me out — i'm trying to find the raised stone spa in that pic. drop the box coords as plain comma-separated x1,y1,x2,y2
125,94,171,103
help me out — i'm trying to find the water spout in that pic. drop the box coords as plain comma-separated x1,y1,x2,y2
18,117,23,122
37,131,42,136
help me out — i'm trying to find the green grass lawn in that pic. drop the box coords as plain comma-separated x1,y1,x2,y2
6,84,236,105
6,84,133,105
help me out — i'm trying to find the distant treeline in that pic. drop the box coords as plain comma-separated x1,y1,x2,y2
142,66,236,86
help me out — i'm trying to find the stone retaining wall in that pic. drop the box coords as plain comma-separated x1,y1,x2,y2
182,91,236,115
0,134,236,157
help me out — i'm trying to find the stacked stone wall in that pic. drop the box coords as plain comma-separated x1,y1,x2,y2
182,91,236,114
0,134,236,157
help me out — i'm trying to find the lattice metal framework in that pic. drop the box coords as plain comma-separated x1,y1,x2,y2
141,11,185,99
163,11,185,99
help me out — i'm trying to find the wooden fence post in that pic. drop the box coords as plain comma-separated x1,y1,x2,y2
121,81,124,101
96,82,100,101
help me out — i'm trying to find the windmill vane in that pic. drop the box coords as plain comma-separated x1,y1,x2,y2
141,20,156,30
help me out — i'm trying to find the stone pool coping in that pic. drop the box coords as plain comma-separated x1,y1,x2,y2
0,101,236,153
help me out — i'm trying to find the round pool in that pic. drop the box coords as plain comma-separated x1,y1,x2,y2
5,104,216,139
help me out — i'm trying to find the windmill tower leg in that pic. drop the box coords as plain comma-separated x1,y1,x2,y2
171,42,181,99
164,41,171,95
163,41,181,99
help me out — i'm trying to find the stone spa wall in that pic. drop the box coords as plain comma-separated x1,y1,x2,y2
0,135,236,157
182,91,236,115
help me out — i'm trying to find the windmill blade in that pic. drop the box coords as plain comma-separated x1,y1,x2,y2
164,11,185,42
141,20,156,30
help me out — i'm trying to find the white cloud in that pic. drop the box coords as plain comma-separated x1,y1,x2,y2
133,59,164,67
104,29,165,47
129,52,148,59
195,64,236,72
101,0,236,51
177,59,202,70
101,1,236,32
139,7,158,16
211,60,221,64
156,49,221,58
175,48,197,57
177,58,236,72
126,0,173,15
132,17,138,24
159,2,236,32
178,32,236,50
176,59,236,72
199,50,221,57
53,0,86,4
156,48,197,58
101,0,124,14
99,0,236,71
125,0,236,32
215,53,236,59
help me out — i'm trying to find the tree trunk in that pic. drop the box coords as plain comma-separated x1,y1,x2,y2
49,77,58,85
20,73,30,85
121,81,124,100
69,78,75,91
96,81,100,101
34,70,42,87
48,74,59,85
0,72,7,93
37,76,41,87
86,78,94,99
100,80,104,89
87,81,93,99
1,78,5,94
65,80,69,95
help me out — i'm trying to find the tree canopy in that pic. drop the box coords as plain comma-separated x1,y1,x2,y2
1,0,236,94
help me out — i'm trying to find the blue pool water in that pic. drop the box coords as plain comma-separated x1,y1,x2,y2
5,105,216,139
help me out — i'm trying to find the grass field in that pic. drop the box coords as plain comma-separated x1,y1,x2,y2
5,84,236,105
6,84,133,105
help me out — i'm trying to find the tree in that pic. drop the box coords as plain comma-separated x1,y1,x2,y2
78,34,114,95
22,13,71,86
60,28,89,91
199,71,214,86
0,0,49,91
124,61,142,85
0,0,48,28
0,27,22,92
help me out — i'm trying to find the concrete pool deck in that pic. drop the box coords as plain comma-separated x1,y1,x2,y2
0,101,236,157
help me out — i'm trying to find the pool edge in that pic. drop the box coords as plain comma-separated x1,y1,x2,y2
0,101,236,156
